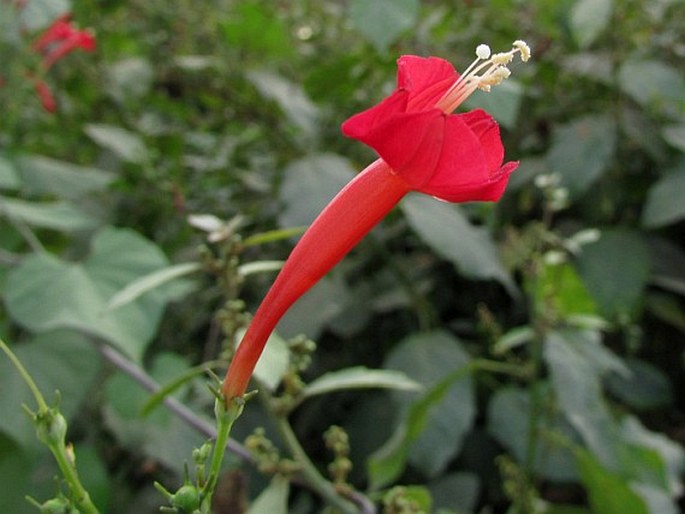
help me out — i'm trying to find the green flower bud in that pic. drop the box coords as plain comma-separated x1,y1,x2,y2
35,409,68,447
171,484,201,513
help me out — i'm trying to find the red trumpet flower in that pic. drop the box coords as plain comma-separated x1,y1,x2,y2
222,42,531,402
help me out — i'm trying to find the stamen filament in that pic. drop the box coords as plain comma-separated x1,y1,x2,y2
435,40,531,114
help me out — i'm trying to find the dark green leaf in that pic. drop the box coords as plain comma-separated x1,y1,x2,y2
575,230,651,319
546,115,617,197
606,358,673,410
369,331,475,487
642,167,685,228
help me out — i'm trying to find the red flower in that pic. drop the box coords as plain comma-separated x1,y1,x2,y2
34,14,96,69
222,42,530,401
342,55,520,202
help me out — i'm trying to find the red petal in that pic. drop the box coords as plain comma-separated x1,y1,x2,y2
396,55,459,111
460,109,504,172
341,89,408,140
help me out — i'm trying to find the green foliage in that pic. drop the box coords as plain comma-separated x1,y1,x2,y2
1,0,684,513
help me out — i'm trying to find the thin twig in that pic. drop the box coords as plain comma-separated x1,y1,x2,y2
97,344,252,462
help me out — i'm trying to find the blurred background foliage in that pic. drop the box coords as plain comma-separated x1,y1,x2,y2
1,0,684,513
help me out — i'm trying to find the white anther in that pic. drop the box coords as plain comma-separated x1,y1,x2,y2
513,40,531,62
476,44,491,60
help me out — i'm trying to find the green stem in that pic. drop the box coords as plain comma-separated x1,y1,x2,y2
49,443,100,514
0,339,48,411
275,416,359,514
203,397,243,511
0,339,100,514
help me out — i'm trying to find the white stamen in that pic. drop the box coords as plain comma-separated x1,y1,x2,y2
435,40,532,114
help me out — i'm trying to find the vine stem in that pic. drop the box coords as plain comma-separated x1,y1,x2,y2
98,344,253,462
1,339,100,514
275,416,360,514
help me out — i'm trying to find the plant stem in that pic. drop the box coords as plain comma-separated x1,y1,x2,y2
49,442,100,514
275,417,360,514
202,398,243,511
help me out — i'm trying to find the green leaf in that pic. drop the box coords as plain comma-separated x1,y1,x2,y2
575,230,651,319
0,196,97,231
576,448,649,514
605,358,674,410
402,194,516,293
544,329,626,467
220,0,293,59
245,477,289,514
492,325,535,355
369,331,475,488
0,155,20,190
102,353,205,474
429,472,480,514
487,386,578,482
300,366,423,401
247,70,319,141
349,0,419,52
662,123,685,152
278,153,356,228
84,124,149,164
533,261,598,317
107,262,201,311
642,167,685,228
546,114,617,197
4,227,176,361
570,0,613,48
618,60,685,117
0,332,99,448
16,154,113,199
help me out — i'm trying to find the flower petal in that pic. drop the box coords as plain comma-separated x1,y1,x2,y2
396,55,458,111
345,108,446,189
341,89,408,141
460,109,504,172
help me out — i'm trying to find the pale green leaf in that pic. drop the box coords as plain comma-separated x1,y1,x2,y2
0,196,97,231
349,0,419,52
84,123,149,164
618,60,685,117
571,0,613,48
107,262,201,311
278,153,356,228
301,366,423,401
16,154,113,199
402,194,516,293
662,123,685,151
19,0,70,31
0,155,20,190
464,79,525,129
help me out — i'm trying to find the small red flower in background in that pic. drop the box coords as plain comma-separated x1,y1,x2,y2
33,14,96,69
35,80,57,113
222,42,531,402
